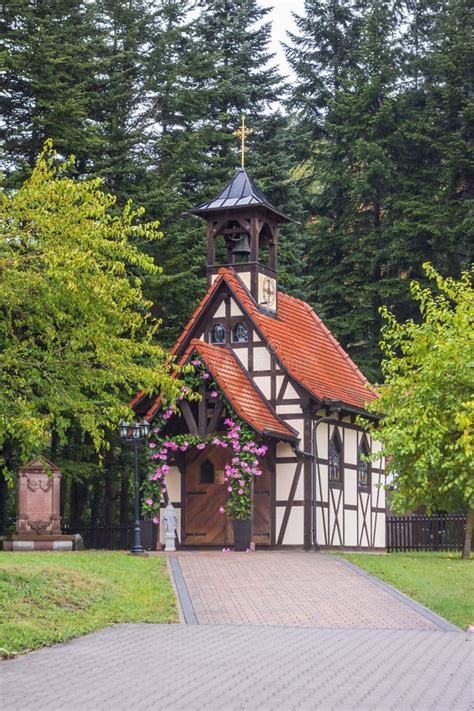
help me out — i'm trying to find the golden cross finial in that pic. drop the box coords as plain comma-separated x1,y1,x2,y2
233,114,253,167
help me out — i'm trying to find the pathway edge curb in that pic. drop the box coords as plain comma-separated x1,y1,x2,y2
328,553,460,632
168,556,198,625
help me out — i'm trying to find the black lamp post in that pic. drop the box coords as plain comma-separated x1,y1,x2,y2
118,418,150,554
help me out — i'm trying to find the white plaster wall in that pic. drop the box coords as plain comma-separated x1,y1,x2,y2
253,375,271,399
275,374,285,396
213,300,226,318
317,462,328,502
253,346,271,371
230,299,243,317
344,469,357,506
233,348,248,370
357,491,371,547
277,442,294,459
276,506,304,545
166,465,181,503
315,422,328,459
329,492,343,546
344,428,358,465
371,472,385,508
344,509,358,546
284,381,300,399
316,508,328,546
276,404,301,415
239,272,251,290
276,461,302,501
372,512,386,547
286,418,304,438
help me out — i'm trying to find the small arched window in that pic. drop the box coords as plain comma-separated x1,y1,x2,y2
358,438,370,489
200,460,215,484
210,323,226,344
232,321,248,343
329,430,343,484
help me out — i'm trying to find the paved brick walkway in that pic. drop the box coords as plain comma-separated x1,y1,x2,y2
175,551,450,629
1,624,472,710
1,551,472,710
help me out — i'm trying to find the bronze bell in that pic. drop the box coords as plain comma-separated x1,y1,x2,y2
231,232,251,256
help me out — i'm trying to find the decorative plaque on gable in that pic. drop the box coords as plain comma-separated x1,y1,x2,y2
258,273,277,312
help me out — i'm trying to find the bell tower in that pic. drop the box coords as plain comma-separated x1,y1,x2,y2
189,167,292,314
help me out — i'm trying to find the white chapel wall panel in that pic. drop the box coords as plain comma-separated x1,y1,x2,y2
253,346,272,371
230,298,243,317
276,461,302,501
253,375,272,400
276,506,304,545
344,509,358,546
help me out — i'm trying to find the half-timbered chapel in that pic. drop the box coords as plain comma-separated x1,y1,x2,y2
133,167,386,550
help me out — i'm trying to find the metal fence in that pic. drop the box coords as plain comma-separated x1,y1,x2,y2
386,514,466,552
63,520,158,551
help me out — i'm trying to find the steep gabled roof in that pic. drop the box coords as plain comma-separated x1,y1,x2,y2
134,338,296,440
185,340,296,440
133,266,377,420
189,168,292,223
172,268,377,412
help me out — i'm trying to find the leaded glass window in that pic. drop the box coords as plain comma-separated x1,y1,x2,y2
232,321,248,343
358,440,370,488
329,432,342,484
210,323,225,344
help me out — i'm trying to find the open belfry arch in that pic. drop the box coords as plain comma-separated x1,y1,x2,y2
133,143,386,549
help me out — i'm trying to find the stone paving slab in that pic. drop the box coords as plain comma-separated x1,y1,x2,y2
1,624,472,711
174,551,449,630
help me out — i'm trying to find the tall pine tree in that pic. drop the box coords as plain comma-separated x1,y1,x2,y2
0,0,101,184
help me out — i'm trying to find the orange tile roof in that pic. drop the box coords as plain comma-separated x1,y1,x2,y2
185,340,296,439
133,266,377,419
174,268,376,411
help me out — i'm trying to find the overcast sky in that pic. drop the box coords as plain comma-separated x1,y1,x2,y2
260,0,306,77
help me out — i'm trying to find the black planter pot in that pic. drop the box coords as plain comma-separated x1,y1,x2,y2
232,518,252,551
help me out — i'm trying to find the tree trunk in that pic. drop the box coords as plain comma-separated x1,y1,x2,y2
462,509,474,560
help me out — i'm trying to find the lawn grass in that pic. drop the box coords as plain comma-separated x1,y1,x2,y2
0,551,178,658
337,551,474,630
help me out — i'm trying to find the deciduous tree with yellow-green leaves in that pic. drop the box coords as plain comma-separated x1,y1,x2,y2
365,264,474,559
0,143,182,478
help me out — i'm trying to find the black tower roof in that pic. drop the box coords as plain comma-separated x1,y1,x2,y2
189,168,292,223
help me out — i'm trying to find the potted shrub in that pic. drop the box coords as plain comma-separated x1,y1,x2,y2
220,418,267,551
225,492,252,551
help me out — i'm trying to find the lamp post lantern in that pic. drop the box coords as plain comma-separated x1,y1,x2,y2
118,419,150,554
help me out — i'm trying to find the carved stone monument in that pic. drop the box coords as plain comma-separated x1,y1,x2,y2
163,501,177,552
2,457,75,551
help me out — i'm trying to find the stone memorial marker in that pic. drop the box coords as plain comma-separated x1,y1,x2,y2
2,457,76,551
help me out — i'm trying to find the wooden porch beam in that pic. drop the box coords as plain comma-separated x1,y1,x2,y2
179,401,199,436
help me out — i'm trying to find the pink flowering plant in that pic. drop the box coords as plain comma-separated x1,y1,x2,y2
141,356,267,523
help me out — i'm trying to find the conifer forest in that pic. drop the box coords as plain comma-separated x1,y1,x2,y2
0,0,472,529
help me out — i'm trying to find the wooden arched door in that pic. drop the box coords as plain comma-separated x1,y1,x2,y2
185,446,228,545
